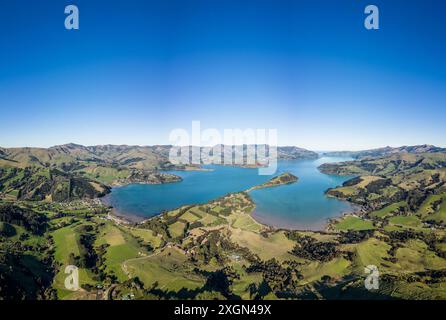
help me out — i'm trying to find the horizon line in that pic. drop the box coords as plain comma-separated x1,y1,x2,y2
1,142,445,153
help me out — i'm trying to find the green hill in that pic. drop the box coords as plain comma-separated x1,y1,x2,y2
0,167,110,202
320,152,446,212
0,144,316,202
0,144,318,170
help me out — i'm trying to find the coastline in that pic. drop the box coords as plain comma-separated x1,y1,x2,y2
99,161,360,232
100,194,145,224
245,173,298,193
103,192,360,233
249,201,360,232
108,179,183,188
324,203,367,232
174,167,214,172
101,184,360,234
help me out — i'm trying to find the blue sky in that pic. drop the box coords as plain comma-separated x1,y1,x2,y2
0,0,445,150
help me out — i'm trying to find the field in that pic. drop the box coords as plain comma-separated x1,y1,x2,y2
419,193,446,223
229,228,296,262
95,222,149,281
124,247,205,293
350,238,392,272
126,227,163,248
334,216,375,231
300,257,351,284
370,201,408,218
51,223,98,299
229,210,263,232
388,215,422,228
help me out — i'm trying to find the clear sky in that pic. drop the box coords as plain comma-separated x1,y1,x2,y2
0,0,445,150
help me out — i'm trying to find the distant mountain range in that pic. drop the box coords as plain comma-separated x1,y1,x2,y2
0,144,317,202
322,145,446,159
0,143,172,170
0,144,319,169
2,143,445,171
1,143,445,202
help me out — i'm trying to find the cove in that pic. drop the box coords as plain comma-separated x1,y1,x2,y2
103,157,354,230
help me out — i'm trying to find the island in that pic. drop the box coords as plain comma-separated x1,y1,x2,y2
246,172,298,192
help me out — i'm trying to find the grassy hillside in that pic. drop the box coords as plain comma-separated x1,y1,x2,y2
322,153,446,213
0,144,170,171
0,144,316,202
0,144,318,171
0,144,186,202
1,146,446,300
1,183,446,300
0,167,110,202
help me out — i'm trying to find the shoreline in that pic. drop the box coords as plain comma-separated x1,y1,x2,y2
100,159,358,232
102,188,360,234
103,193,361,233
249,197,361,232
108,179,183,188
100,195,146,224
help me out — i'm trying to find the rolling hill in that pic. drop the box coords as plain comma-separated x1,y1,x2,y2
0,143,318,170
0,144,317,202
323,144,446,159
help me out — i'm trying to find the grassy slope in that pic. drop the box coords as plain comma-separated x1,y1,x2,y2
124,247,205,292
95,222,148,282
229,229,296,262
334,216,375,231
370,201,408,218
51,223,97,299
3,149,446,300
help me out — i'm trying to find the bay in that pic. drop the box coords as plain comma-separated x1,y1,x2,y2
104,156,353,230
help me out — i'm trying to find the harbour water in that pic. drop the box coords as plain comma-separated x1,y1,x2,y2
104,157,354,230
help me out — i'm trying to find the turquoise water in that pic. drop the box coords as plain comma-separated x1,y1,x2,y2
104,157,353,230
250,157,354,230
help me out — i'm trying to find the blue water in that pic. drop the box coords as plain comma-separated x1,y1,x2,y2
250,157,354,230
105,157,354,230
